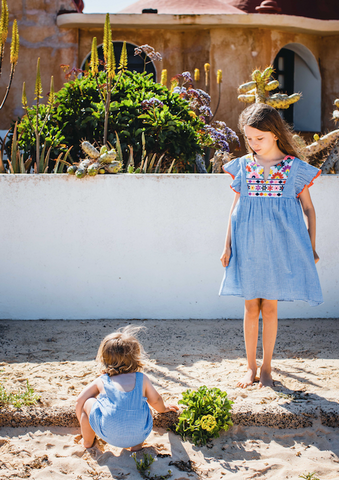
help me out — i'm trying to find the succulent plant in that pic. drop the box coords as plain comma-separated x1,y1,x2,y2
67,140,122,178
238,66,300,109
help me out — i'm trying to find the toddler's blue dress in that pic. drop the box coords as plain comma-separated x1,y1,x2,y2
89,372,153,448
219,154,323,306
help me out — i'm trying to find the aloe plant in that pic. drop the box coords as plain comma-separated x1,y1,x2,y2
0,0,19,111
21,58,55,173
90,14,128,146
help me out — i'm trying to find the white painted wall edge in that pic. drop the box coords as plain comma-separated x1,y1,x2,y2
0,173,338,320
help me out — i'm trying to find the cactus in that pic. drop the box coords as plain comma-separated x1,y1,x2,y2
81,141,100,159
67,140,121,178
0,0,19,112
238,66,300,109
332,99,339,123
305,130,339,155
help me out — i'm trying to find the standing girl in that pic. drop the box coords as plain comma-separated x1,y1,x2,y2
220,103,323,389
76,325,178,449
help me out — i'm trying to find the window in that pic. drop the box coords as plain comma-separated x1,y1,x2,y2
81,41,157,80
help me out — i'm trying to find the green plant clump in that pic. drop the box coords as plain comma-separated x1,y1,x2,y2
131,452,172,480
175,385,233,446
299,474,320,480
0,380,40,408
13,70,205,172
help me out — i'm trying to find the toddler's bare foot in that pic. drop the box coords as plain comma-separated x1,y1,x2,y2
80,437,96,449
259,368,274,388
236,367,257,388
130,442,144,452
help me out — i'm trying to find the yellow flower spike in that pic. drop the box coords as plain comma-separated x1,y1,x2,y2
194,68,200,81
0,0,9,48
34,57,43,100
22,81,28,108
204,63,210,87
160,69,167,87
90,36,99,75
119,41,127,71
9,19,19,66
217,69,222,84
313,133,320,142
170,78,179,94
48,76,54,105
103,13,111,64
107,40,116,79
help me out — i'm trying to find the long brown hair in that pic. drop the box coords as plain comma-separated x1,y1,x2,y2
96,325,147,376
238,103,302,158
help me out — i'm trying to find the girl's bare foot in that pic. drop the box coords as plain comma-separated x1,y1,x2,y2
236,367,257,388
259,368,274,388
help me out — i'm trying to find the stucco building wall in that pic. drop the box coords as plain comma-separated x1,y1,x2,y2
2,5,339,137
1,0,78,129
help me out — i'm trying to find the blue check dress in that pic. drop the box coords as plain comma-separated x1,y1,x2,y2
219,154,323,306
89,372,153,448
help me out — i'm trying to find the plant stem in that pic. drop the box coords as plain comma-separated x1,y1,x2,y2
36,98,40,173
0,63,14,111
103,77,112,145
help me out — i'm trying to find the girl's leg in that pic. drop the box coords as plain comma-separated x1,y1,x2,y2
259,299,278,388
237,298,261,388
79,398,97,448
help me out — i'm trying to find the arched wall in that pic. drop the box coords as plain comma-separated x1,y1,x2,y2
273,43,322,132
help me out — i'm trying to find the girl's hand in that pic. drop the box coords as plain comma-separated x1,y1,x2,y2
163,404,179,413
313,250,319,263
220,246,232,267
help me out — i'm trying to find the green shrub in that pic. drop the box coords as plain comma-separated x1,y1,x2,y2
12,70,205,172
175,386,233,446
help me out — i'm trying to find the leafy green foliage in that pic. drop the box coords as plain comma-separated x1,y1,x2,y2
0,380,40,408
175,386,233,446
12,70,205,172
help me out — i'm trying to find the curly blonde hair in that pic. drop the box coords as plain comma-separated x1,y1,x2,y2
96,325,147,376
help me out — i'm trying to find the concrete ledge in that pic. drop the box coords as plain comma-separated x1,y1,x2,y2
1,405,338,429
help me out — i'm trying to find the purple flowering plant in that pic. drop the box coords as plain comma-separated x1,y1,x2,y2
170,72,240,153
134,44,162,73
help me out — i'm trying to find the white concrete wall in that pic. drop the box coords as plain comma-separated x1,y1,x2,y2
0,174,338,320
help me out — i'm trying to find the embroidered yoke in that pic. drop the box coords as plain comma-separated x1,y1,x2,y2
219,154,323,306
89,372,153,448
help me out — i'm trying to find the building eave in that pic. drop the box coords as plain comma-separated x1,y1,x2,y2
56,13,339,35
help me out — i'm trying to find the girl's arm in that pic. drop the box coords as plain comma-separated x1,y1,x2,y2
143,374,178,413
299,186,319,263
220,192,240,267
75,378,101,422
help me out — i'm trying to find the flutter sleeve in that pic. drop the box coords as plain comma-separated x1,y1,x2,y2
222,157,241,194
295,160,321,197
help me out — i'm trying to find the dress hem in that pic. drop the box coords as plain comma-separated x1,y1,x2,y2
219,292,323,307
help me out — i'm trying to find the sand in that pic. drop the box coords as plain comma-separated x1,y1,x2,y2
0,318,338,479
